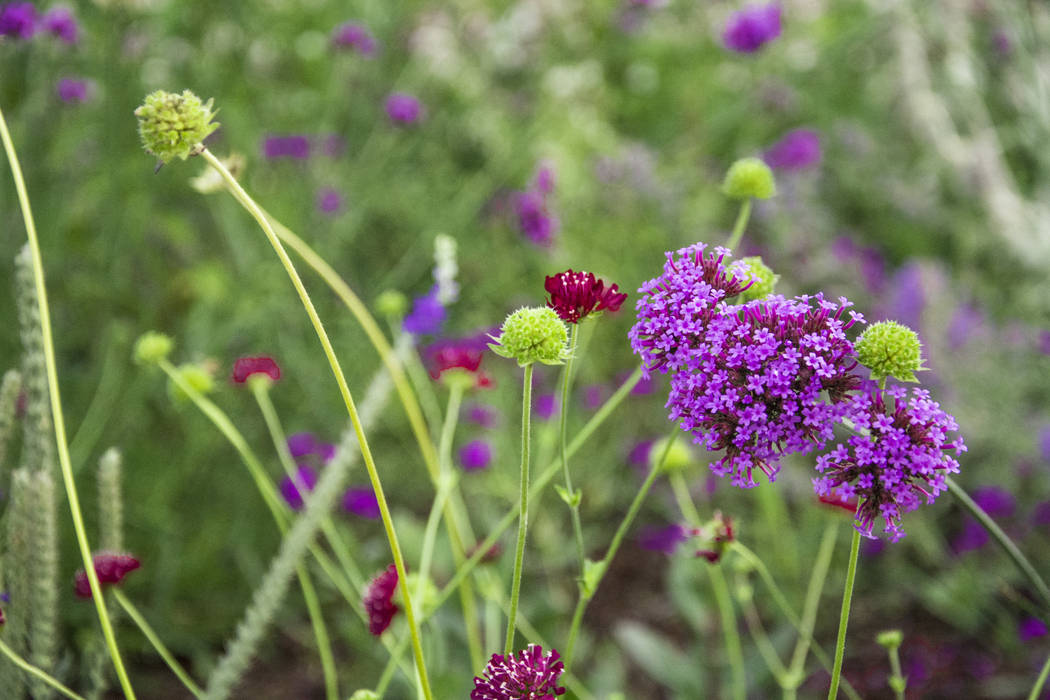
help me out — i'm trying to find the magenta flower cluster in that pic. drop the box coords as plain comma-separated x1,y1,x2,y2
1,3,77,42
472,644,566,700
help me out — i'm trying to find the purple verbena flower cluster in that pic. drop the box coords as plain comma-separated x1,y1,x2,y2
813,385,966,541
514,165,559,247
472,644,566,700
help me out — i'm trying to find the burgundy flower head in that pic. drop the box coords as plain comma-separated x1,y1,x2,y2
75,552,141,599
364,564,399,635
232,356,281,384
472,644,566,700
545,269,627,324
423,338,492,388
0,604,5,625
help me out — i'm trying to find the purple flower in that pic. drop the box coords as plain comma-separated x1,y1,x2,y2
582,384,606,410
877,262,925,336
535,394,559,421
971,486,1015,518
1037,330,1050,356
952,519,988,553
332,21,377,56
56,78,92,104
813,385,966,542
638,523,693,555
763,129,820,170
722,3,782,53
466,403,499,428
947,303,983,350
545,269,627,324
0,2,36,39
402,285,445,335
41,6,76,43
74,552,141,599
262,134,311,160
287,432,319,459
316,187,344,215
627,440,653,469
515,190,558,246
342,487,380,519
1019,617,1048,642
279,466,318,511
1039,425,1050,463
533,164,555,195
364,564,399,635
385,92,424,126
459,439,493,471
1033,501,1050,527
472,644,566,700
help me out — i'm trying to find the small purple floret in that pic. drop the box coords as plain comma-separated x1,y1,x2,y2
0,2,36,38
332,21,376,55
385,92,424,125
723,3,782,53
764,128,820,170
342,487,380,519
459,440,493,471
402,285,445,335
638,523,691,555
41,6,76,43
56,78,91,103
279,466,318,511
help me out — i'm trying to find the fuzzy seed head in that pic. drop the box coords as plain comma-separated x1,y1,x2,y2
489,307,570,367
133,331,173,365
135,89,219,163
722,157,776,200
737,256,779,301
854,321,923,383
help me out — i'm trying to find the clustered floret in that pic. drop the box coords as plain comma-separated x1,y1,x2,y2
472,644,566,700
544,269,627,324
363,564,399,636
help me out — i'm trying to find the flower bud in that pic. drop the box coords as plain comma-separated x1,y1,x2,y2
133,331,173,365
854,320,924,383
375,290,409,318
134,89,219,163
876,629,903,650
722,157,776,200
489,307,570,367
736,256,778,301
167,363,215,403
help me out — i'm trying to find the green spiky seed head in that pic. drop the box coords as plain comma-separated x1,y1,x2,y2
375,290,409,318
737,256,779,301
167,363,215,403
133,331,173,365
722,157,776,200
876,629,903,650
854,321,924,383
135,90,219,163
489,306,570,367
650,436,694,472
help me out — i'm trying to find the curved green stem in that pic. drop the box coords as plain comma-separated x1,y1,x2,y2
785,521,839,695
0,636,86,700
559,323,586,571
202,148,432,699
828,529,861,699
113,590,204,699
505,364,534,655
727,198,752,250
0,103,136,699
739,591,789,683
1028,653,1050,700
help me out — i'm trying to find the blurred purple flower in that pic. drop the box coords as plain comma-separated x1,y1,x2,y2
515,190,558,246
279,466,318,511
0,2,36,39
972,486,1015,518
1039,425,1050,463
630,372,654,395
992,29,1013,58
262,134,311,160
638,523,692,555
458,439,493,471
56,78,92,104
385,92,424,126
952,519,988,553
533,164,555,195
877,262,925,334
764,129,820,170
41,6,76,43
316,187,343,215
319,133,345,158
535,394,559,421
465,403,499,428
343,487,380,519
627,440,653,468
1038,330,1050,356
316,442,336,463
287,432,318,459
947,303,983,350
582,384,606,410
1019,617,1048,642
332,21,377,55
402,285,445,335
1033,501,1050,527
723,3,782,53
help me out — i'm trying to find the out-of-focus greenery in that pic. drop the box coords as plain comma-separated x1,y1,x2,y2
2,0,1050,697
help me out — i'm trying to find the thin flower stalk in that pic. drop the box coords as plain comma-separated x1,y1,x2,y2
828,529,862,700
738,590,789,683
0,103,136,700
727,198,752,250
784,521,839,700
1028,654,1050,700
559,323,586,570
505,363,535,655
112,590,204,699
0,637,86,700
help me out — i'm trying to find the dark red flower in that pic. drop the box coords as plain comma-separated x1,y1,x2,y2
232,356,281,384
0,604,5,625
364,564,399,635
423,338,492,388
545,269,627,324
74,552,141,599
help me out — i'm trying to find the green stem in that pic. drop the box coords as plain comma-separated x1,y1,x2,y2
0,636,86,700
113,590,204,699
0,103,136,700
564,421,677,668
203,149,432,699
726,198,752,250
945,476,1050,613
559,323,586,571
1028,653,1050,700
505,364,534,655
740,592,789,682
785,521,839,694
828,529,861,699
887,644,905,700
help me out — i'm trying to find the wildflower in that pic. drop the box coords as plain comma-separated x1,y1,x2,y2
134,90,219,163
638,523,695,555
279,466,317,511
489,307,570,367
56,78,92,103
0,604,4,625
515,190,557,246
342,486,380,519
466,403,499,428
422,336,492,389
316,187,343,215
581,384,606,410
535,394,559,421
472,644,566,700
662,294,865,487
629,242,753,375
332,21,377,55
40,6,76,43
459,439,493,471
854,320,924,384
813,385,966,541
763,129,821,170
0,2,36,39
261,134,311,160
132,331,173,365
74,553,141,599
695,511,734,563
287,432,318,459
722,157,776,199
385,92,424,125
533,164,555,195
1019,617,1048,642
363,564,399,635
722,3,782,53
946,303,983,350
876,629,903,650
231,355,280,384
402,286,445,335
544,269,627,324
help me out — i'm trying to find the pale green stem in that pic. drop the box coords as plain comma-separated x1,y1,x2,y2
887,643,905,700
505,364,535,655
740,592,789,682
374,634,410,698
726,198,752,250
828,529,861,699
559,323,586,570
203,149,432,699
1028,654,1050,700
0,103,135,700
113,590,204,699
0,637,86,700
785,521,839,698
564,421,677,668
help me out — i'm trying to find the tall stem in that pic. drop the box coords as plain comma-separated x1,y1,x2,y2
0,104,136,699
828,529,861,699
0,637,86,700
726,198,752,250
505,364,534,655
113,590,204,699
1028,653,1050,700
785,521,838,695
202,149,432,699
559,324,586,570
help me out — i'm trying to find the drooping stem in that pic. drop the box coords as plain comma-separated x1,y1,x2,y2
202,148,432,699
828,529,862,699
0,636,86,700
113,590,204,699
559,323,586,571
726,198,753,250
0,104,136,700
505,364,534,655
